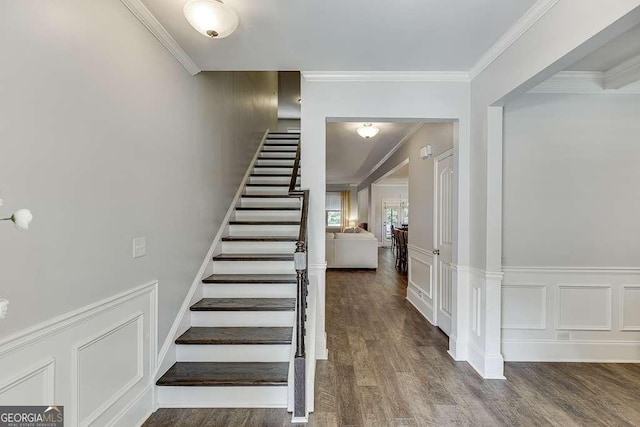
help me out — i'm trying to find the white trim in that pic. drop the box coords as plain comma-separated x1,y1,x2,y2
406,287,435,325
0,358,56,403
155,129,270,378
119,0,201,76
604,53,640,89
528,71,640,94
556,284,612,331
620,285,640,331
502,265,640,274
502,339,640,362
301,71,469,83
0,281,158,358
469,0,561,80
407,244,433,258
73,313,145,427
107,383,154,427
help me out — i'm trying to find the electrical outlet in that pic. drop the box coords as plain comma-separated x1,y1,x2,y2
557,331,570,341
133,237,147,258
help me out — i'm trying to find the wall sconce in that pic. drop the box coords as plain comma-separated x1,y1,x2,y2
419,145,433,160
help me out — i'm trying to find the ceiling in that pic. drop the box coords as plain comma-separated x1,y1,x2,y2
326,122,420,184
568,24,640,71
377,163,409,185
141,0,536,71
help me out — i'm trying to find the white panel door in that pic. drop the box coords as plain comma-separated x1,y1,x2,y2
435,151,454,335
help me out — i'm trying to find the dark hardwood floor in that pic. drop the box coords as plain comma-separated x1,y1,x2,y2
144,249,640,426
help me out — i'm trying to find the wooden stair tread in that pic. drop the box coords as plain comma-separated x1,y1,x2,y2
229,220,300,225
235,207,300,211
176,327,292,345
190,298,296,311
221,235,298,241
156,362,289,387
240,195,298,199
257,157,296,161
250,173,295,177
245,183,296,187
202,274,297,284
254,165,299,168
213,253,294,261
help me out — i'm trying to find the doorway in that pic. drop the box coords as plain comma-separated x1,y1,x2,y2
382,200,408,247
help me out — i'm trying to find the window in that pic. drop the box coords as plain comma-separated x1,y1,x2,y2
326,192,342,227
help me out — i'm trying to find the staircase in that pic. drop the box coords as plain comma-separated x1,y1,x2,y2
156,132,306,411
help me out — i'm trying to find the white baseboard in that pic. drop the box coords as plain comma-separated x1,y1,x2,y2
447,334,468,361
315,333,328,360
406,287,435,325
468,341,505,379
155,129,270,380
109,384,154,427
503,340,640,362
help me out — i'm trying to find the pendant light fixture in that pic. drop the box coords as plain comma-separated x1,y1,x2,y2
357,123,379,139
183,0,239,39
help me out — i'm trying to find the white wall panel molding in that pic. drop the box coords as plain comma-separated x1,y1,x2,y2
302,71,469,83
469,0,561,79
407,245,435,324
528,71,640,94
502,268,640,362
0,282,157,426
502,284,546,330
119,0,201,75
557,285,612,331
621,285,640,331
0,359,55,405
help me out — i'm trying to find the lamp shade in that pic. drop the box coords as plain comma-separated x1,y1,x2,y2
184,0,239,39
357,123,379,139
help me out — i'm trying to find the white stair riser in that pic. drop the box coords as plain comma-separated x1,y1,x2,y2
229,224,299,236
249,176,298,185
262,144,298,155
234,210,301,221
191,311,295,327
221,240,297,253
239,198,300,208
244,187,291,195
255,159,296,166
212,260,294,275
266,139,298,144
203,283,296,298
157,386,287,408
176,344,291,362
252,167,296,175
260,151,296,157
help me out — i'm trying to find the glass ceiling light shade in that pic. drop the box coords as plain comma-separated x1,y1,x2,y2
183,0,239,39
357,123,379,139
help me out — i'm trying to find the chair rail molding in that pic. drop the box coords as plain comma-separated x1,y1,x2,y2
120,0,201,76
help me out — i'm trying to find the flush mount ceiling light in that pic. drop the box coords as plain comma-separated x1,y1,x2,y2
183,0,239,39
356,123,379,139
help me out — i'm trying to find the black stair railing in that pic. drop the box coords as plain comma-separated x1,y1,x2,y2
288,140,309,419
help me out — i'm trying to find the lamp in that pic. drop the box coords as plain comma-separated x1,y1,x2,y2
183,0,239,39
357,123,379,139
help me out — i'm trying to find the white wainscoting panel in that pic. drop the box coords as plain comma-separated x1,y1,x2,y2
0,281,157,427
406,245,435,324
502,267,640,362
557,285,611,331
502,285,546,330
621,285,640,331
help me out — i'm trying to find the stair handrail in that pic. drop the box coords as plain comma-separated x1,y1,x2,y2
288,139,309,419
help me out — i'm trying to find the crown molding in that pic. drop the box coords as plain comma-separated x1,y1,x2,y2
469,0,560,80
120,0,201,76
301,71,469,83
528,71,640,93
604,53,640,89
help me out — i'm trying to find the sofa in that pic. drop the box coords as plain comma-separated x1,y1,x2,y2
326,229,378,269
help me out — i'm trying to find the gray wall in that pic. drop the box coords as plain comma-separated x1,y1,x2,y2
503,93,640,267
0,0,277,341
359,123,454,252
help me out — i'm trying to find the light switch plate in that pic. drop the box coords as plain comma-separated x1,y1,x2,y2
133,237,147,258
